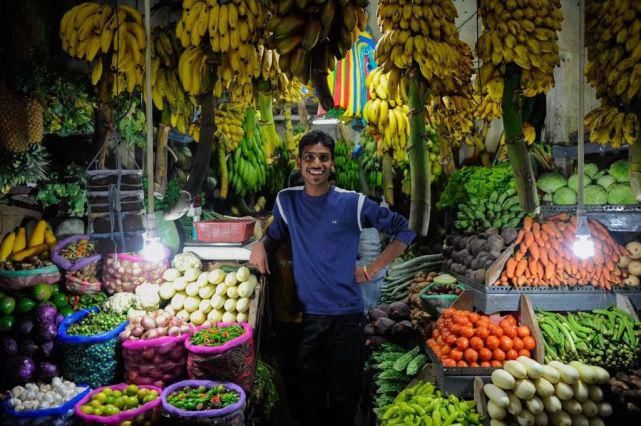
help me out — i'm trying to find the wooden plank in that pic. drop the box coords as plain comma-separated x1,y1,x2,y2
616,294,639,321
473,377,488,420
485,243,516,286
519,295,545,363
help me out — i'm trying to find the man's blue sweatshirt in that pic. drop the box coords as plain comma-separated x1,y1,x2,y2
266,186,416,315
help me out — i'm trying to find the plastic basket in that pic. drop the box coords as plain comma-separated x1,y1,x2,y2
195,220,255,243
50,235,102,273
0,264,61,291
419,283,465,317
65,273,101,295
74,383,161,425
2,385,91,426
161,380,246,424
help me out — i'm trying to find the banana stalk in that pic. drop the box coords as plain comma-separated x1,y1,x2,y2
93,72,115,167
258,91,281,159
408,76,430,236
154,122,171,199
186,91,216,197
502,65,539,213
218,143,228,199
629,117,641,202
382,151,395,205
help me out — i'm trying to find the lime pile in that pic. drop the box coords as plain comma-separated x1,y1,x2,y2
79,384,158,417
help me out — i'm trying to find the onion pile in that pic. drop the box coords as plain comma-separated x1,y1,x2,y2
119,310,190,341
103,255,167,294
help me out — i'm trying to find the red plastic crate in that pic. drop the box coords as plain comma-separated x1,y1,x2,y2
195,219,255,243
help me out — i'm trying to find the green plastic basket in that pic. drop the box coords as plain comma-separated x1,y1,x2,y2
419,283,464,317
0,264,60,290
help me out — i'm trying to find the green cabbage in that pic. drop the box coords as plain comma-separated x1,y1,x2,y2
537,173,567,194
568,174,591,192
584,163,599,178
553,186,578,205
584,185,608,205
608,183,637,204
608,160,629,183
596,174,616,191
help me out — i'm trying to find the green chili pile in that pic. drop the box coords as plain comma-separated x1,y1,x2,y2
67,311,126,336
167,385,240,411
191,325,244,347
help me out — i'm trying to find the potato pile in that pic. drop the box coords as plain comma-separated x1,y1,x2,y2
618,242,641,287
159,265,258,325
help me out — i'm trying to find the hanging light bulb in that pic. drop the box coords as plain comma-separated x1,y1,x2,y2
141,214,166,262
573,214,594,259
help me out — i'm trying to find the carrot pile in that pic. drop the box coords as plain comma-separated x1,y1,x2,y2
497,214,628,289
427,308,536,368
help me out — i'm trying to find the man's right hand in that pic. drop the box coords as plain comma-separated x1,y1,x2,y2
249,241,270,274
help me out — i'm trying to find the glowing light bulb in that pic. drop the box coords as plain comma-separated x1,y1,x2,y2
141,240,165,262
573,235,594,259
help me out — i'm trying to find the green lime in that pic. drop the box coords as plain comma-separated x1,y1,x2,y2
112,390,122,398
105,397,115,405
0,296,15,315
136,389,149,400
125,384,138,396
102,387,113,395
103,405,119,416
89,400,102,409
50,283,60,294
93,392,107,403
80,405,94,415
142,395,156,404
0,315,14,332
16,298,35,314
32,284,53,302
114,396,126,409
126,396,139,409
92,407,103,416
51,293,68,309
60,306,74,317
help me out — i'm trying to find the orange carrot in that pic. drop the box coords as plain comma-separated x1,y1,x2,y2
548,213,569,222
529,259,538,276
545,262,555,280
537,262,545,280
515,258,528,277
516,276,527,286
528,243,540,261
515,229,525,245
539,249,549,266
523,216,533,232
532,222,541,240
505,258,517,279
524,232,535,248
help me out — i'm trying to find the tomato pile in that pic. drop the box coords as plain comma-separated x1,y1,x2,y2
426,308,536,368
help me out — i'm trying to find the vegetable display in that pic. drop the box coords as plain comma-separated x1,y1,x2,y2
119,309,191,341
191,325,245,347
407,271,438,338
483,357,612,426
428,308,536,368
77,384,159,417
617,241,641,286
66,311,127,336
5,377,86,412
455,188,525,232
366,343,427,416
444,227,518,284
537,308,641,370
165,383,240,411
437,164,516,211
379,253,443,304
380,381,482,425
497,214,628,288
0,220,56,270
102,253,168,294
161,265,258,325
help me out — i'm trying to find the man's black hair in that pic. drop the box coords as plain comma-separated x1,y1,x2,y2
298,130,335,158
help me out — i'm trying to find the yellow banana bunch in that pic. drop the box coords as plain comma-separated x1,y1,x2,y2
60,2,146,95
177,46,212,96
584,105,638,148
362,68,410,164
584,1,641,146
147,26,196,134
265,0,368,110
189,103,245,152
498,122,537,146
177,0,266,104
475,0,563,116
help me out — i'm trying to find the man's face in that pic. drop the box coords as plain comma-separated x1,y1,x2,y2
298,143,334,187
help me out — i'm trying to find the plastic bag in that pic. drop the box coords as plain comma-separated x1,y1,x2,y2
0,265,61,291
65,274,101,295
73,383,161,425
57,307,128,388
185,323,255,392
419,283,465,317
122,332,191,387
1,385,90,426
102,253,168,294
160,380,245,425
50,235,102,273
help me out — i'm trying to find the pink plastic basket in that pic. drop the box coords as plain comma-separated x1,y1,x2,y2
195,220,255,243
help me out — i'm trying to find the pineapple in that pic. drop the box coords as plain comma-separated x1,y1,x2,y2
0,83,29,153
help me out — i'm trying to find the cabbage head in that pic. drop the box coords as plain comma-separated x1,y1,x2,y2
568,174,591,192
608,183,637,204
584,185,608,205
609,160,629,183
553,186,578,205
584,163,599,178
596,174,616,191
537,173,567,194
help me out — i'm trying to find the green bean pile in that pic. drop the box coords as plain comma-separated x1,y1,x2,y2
67,311,126,336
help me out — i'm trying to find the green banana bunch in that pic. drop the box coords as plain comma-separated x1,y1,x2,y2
334,140,360,191
266,143,290,195
226,107,267,197
455,188,525,233
360,133,383,194
399,133,441,195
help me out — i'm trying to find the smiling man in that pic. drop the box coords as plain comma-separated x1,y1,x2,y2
250,130,415,425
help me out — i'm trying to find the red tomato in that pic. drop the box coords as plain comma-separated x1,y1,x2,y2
446,335,458,346
432,329,441,339
512,337,524,351
464,349,479,363
480,361,492,368
503,325,518,339
442,358,456,367
485,335,500,350
475,327,490,339
492,327,505,338
492,348,506,361
479,347,493,361
506,349,519,360
517,326,532,338
427,338,437,348
440,345,452,356
504,315,517,326
461,326,475,338
490,360,504,368
519,349,531,358
499,336,514,351
451,324,462,335
457,360,468,367
499,319,511,329
470,362,480,368
450,349,463,361
455,315,470,326
443,309,454,319
523,336,536,351
469,336,484,351
456,337,470,351
468,312,481,324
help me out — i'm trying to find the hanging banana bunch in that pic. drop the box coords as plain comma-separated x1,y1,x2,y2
360,132,383,194
60,2,146,95
583,1,641,148
188,102,245,152
265,0,369,110
362,68,410,164
227,107,267,196
149,26,197,135
334,140,361,190
176,0,266,106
